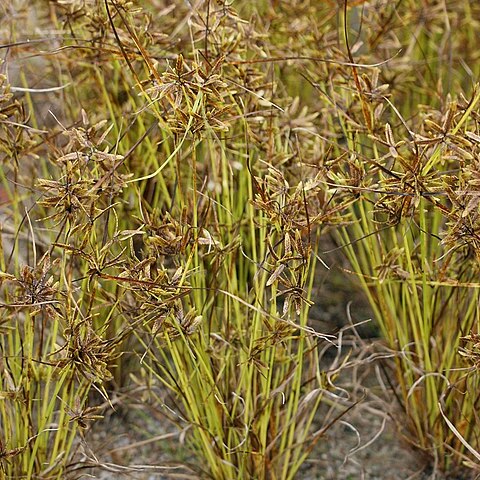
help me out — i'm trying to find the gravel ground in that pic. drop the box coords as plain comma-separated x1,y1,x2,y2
78,395,429,480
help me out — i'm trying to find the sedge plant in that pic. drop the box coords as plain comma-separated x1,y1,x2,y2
312,1,480,474
108,2,353,478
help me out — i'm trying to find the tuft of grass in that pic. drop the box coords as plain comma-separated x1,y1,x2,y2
105,4,351,478
316,1,480,474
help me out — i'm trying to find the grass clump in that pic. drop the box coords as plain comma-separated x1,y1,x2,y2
334,86,480,474
316,1,480,475
107,4,351,478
